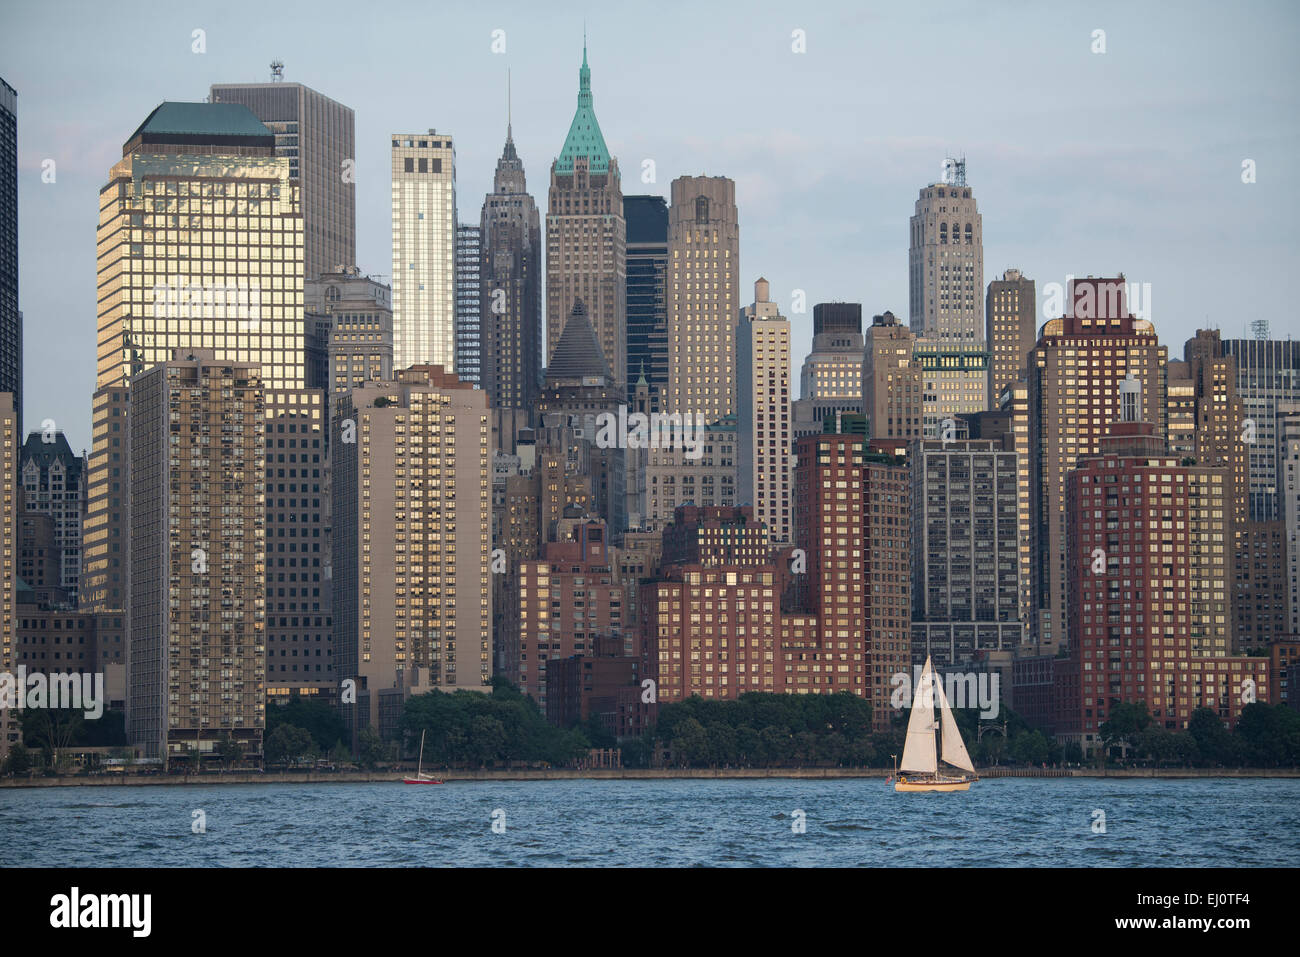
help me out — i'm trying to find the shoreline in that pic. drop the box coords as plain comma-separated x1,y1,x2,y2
2,766,1298,788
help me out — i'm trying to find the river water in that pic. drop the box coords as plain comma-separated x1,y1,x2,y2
2,777,1295,867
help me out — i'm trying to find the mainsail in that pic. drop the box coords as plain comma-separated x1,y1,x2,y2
935,674,976,773
899,659,938,773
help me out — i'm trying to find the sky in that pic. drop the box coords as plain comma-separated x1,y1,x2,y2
3,0,1299,452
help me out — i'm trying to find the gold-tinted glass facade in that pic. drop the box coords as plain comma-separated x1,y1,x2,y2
96,152,304,391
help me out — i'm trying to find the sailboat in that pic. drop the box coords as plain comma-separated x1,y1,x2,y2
403,729,443,785
894,656,978,792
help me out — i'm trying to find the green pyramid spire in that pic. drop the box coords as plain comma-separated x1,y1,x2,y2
556,39,610,175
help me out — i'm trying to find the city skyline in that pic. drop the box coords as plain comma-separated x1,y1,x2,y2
1,0,1296,451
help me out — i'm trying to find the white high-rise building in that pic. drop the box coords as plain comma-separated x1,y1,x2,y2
908,159,984,341
738,278,791,546
391,131,456,372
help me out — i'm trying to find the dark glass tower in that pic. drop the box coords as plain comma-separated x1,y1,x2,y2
455,223,482,387
624,195,668,410
210,79,356,282
480,119,541,411
0,78,19,434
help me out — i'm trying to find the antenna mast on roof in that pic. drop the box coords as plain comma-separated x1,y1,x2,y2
944,155,967,187
270,60,285,82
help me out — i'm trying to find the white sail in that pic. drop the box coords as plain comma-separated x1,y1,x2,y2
900,658,938,773
935,675,976,773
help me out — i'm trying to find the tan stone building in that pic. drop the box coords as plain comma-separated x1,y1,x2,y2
909,164,983,340
985,268,1036,408
545,45,626,388
128,351,267,763
332,366,491,741
390,131,457,372
737,278,791,545
862,311,922,441
667,175,740,425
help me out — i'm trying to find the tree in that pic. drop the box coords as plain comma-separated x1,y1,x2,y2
1011,730,1049,766
1063,741,1084,765
467,715,508,766
1187,707,1232,766
1236,703,1300,767
1098,701,1152,758
264,724,312,769
266,698,348,752
215,733,243,770
357,726,387,770
2,743,32,776
330,740,352,767
671,717,709,767
22,708,84,766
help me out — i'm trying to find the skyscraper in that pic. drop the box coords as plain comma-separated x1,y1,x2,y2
985,268,1035,408
862,311,923,443
20,432,87,605
332,366,492,740
624,195,669,410
0,394,19,759
546,44,626,388
792,432,868,702
913,337,989,435
83,102,304,614
667,175,740,425
391,131,457,371
792,303,865,440
909,160,984,340
1166,329,1249,647
538,300,626,537
1217,337,1300,522
263,389,332,705
305,266,393,396
481,119,542,412
909,438,1023,670
963,381,1033,640
1028,277,1167,654
0,79,19,436
210,78,356,281
513,521,624,710
737,277,791,545
1280,404,1300,635
455,223,482,387
860,447,913,730
94,103,305,393
1060,408,1263,753
128,352,266,764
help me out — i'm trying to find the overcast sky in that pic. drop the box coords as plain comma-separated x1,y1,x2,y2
3,0,1298,451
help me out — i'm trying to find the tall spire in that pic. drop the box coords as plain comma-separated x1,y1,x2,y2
556,39,610,175
497,69,520,169
578,32,592,109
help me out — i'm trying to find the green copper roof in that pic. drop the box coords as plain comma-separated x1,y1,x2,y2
133,102,271,138
555,43,610,175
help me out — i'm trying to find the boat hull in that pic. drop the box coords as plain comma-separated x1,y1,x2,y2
894,776,974,792
403,778,443,785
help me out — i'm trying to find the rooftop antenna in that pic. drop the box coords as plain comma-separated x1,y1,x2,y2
270,60,285,82
507,68,512,137
945,154,967,187
1251,319,1269,340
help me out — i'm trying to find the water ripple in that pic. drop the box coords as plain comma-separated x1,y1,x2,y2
1,777,1297,867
